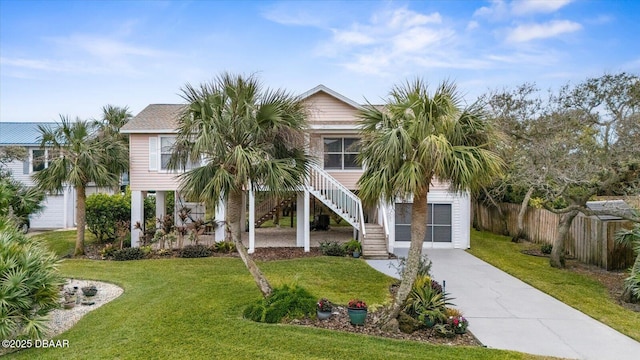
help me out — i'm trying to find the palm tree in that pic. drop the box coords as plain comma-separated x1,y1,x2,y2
95,105,132,190
33,116,128,255
357,79,504,330
171,73,310,297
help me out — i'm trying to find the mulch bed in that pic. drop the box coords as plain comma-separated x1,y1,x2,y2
290,306,481,347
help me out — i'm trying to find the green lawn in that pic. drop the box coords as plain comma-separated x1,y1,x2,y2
30,230,98,258
7,233,538,359
468,230,640,342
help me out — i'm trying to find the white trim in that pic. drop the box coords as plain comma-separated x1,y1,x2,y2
148,137,158,171
121,129,178,134
309,124,361,131
299,85,362,109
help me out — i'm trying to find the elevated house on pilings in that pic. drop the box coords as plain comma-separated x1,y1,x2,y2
120,85,471,258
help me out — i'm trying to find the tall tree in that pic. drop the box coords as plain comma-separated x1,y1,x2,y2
171,73,310,297
94,105,132,190
33,116,128,255
357,79,503,330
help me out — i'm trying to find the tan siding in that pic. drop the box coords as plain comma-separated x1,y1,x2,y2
326,171,362,190
129,134,181,191
305,92,359,125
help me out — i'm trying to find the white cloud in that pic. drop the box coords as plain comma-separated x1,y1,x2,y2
467,21,479,31
387,8,442,29
333,30,375,45
473,0,509,20
511,0,573,16
507,20,582,42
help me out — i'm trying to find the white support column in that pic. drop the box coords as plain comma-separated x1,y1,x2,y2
214,198,225,242
296,192,304,247
156,191,166,222
303,188,310,252
248,189,255,253
131,190,144,247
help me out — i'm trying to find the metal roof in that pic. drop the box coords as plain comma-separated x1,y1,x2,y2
586,200,632,221
0,122,57,145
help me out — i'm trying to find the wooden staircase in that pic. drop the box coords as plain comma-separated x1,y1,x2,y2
308,164,389,259
362,224,389,259
254,196,295,228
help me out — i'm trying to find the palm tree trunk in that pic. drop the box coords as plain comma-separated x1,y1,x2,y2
550,209,578,268
379,187,428,331
512,187,534,243
227,189,273,297
75,185,86,256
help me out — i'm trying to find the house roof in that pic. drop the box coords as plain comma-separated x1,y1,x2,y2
120,104,185,134
586,200,632,221
122,85,368,133
299,84,363,109
0,122,57,146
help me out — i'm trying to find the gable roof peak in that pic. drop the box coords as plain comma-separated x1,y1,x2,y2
300,85,362,109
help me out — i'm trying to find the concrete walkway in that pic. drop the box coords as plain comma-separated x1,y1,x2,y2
367,249,640,360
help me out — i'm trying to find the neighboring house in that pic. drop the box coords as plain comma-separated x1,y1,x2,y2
121,85,470,257
0,122,75,229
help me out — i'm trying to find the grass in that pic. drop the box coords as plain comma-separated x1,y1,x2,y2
5,232,539,359
30,230,98,258
468,230,640,342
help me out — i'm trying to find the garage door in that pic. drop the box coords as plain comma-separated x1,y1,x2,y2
30,194,66,229
395,203,452,243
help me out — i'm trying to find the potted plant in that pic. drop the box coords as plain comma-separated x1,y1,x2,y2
81,285,98,297
316,298,333,320
343,239,362,258
347,299,368,326
449,315,469,334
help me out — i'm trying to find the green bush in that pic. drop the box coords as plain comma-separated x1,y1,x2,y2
178,244,213,258
342,239,362,253
243,284,316,323
393,255,432,278
112,247,146,261
403,275,452,327
0,217,64,340
86,192,130,242
540,243,553,255
213,241,236,253
319,241,346,256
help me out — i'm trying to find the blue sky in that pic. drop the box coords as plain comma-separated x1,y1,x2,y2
1,0,638,122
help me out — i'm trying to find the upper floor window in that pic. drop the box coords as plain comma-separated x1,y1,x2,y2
31,149,49,172
149,136,201,172
160,137,174,170
323,137,361,170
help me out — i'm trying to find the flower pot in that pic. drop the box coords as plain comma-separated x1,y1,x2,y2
317,310,332,320
347,308,367,326
352,251,361,258
454,327,466,334
423,317,436,328
82,286,98,297
63,301,76,309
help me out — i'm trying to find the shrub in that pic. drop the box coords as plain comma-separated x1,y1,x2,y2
243,284,316,323
342,239,362,253
403,275,452,326
86,192,130,242
541,243,553,255
179,244,213,258
0,218,64,340
213,241,236,253
319,241,346,257
112,247,146,261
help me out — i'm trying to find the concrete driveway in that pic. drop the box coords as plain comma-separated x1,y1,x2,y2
367,249,640,360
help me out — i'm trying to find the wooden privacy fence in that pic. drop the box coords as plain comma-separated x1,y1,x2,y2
473,202,635,270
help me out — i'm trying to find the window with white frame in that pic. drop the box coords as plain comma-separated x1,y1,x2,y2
150,136,201,172
323,137,361,170
160,136,175,170
31,149,48,173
